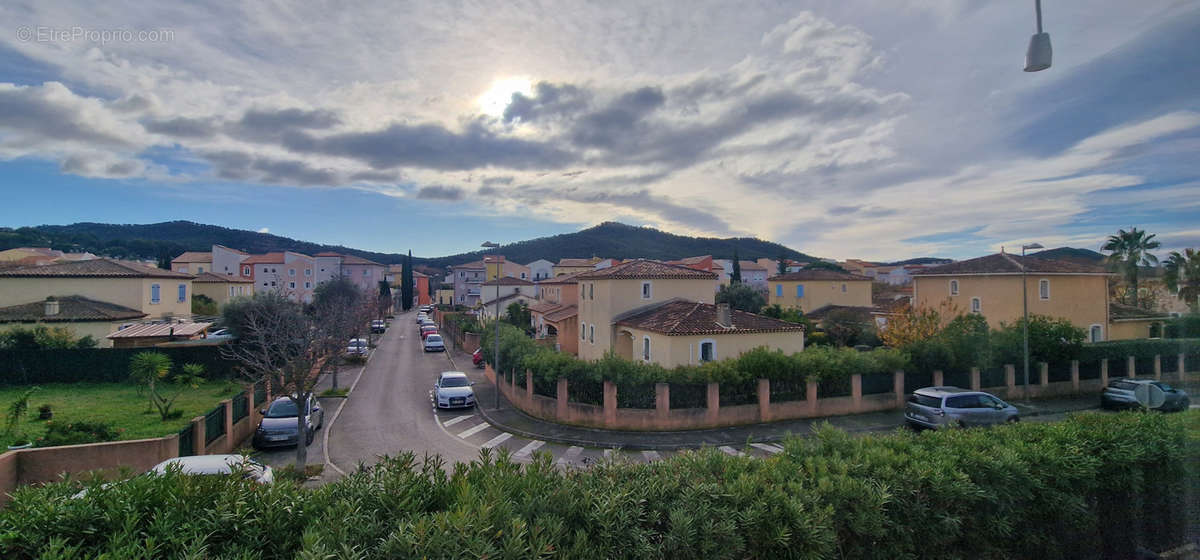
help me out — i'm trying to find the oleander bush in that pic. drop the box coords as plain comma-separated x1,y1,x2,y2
0,411,1190,559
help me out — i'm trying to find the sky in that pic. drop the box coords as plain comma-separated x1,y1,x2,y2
0,1,1197,261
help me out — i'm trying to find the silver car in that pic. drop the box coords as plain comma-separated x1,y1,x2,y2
423,333,445,352
434,371,476,409
149,455,274,484
1100,378,1190,412
905,386,1019,429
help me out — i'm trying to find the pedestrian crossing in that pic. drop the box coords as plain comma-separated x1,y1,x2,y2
436,411,786,468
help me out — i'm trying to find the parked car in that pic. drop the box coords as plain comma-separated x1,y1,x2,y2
416,313,428,323
421,305,435,313
205,328,236,341
904,387,1019,430
72,455,274,498
419,319,436,330
346,338,368,356
423,333,445,352
1100,378,1190,412
420,325,439,339
433,371,476,409
370,319,387,333
253,394,324,449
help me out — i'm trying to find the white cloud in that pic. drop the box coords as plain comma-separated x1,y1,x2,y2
257,227,269,234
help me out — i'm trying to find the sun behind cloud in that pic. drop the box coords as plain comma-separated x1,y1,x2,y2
477,77,533,117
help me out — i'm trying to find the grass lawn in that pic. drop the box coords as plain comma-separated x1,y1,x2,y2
0,380,247,449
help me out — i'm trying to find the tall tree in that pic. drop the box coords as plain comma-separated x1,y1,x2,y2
311,278,366,391
401,250,415,311
715,283,766,313
731,249,742,284
777,254,787,276
1102,227,1160,307
1164,248,1200,311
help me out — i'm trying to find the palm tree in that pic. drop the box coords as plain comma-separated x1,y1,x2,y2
1102,227,1160,307
1164,248,1200,311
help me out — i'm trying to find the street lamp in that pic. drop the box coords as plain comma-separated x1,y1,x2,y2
482,241,501,409
1024,0,1052,72
1021,242,1043,400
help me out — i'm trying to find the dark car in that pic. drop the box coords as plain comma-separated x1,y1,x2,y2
370,320,387,333
252,395,324,449
1101,378,1190,411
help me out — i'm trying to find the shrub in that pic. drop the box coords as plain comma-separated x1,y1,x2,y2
992,314,1086,367
34,420,121,448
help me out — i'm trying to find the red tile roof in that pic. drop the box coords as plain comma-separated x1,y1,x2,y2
191,272,254,284
911,253,1109,276
171,251,212,263
544,305,578,322
556,258,600,267
0,296,147,323
0,258,194,279
616,301,805,335
453,260,486,269
241,252,286,265
767,269,871,281
576,259,717,280
483,276,534,286
339,254,383,266
537,271,586,284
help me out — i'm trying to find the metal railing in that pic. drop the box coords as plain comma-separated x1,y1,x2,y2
204,403,226,445
232,392,249,422
177,424,195,457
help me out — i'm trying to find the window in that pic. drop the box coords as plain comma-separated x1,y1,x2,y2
230,286,235,297
270,268,276,273
589,283,594,300
1038,279,1049,300
582,326,587,340
270,281,276,287
460,271,465,278
263,282,269,287
289,268,296,276
197,266,204,274
796,285,805,298
305,268,312,276
699,340,715,362
1089,324,1103,343
949,279,959,295
841,283,847,293
289,281,296,289
970,297,981,313
363,269,370,276
150,284,161,304
589,325,594,343
775,284,783,297
177,284,187,302
178,266,188,273
304,281,312,289
243,266,251,276
642,336,651,361
581,285,585,299
641,282,651,299
520,272,527,279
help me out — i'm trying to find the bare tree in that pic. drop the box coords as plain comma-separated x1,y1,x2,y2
311,278,368,391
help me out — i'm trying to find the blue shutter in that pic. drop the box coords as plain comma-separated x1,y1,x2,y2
775,284,782,297
178,284,187,302
151,284,160,303
796,285,805,298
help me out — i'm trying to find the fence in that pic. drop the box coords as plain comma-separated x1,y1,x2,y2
204,403,226,445
232,392,249,423
177,424,195,457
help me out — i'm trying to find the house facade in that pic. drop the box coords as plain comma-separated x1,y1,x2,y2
615,302,805,368
912,253,1112,341
767,270,873,312
482,255,531,281
714,259,770,289
0,296,148,348
191,272,254,308
530,272,582,355
526,259,554,282
170,252,211,275
480,277,535,307
452,261,486,307
0,259,194,326
211,245,250,278
242,252,316,303
553,257,603,277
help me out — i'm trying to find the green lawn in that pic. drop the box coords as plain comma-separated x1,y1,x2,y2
0,380,246,449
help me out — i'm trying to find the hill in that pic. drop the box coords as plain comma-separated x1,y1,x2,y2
1030,247,1105,264
0,221,816,270
880,257,954,266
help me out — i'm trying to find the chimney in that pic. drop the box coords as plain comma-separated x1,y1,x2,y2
716,303,732,328
44,297,59,317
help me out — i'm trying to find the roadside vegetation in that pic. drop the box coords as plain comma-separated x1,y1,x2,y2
0,411,1191,559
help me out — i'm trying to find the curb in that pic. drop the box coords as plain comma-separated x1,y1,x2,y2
322,342,376,477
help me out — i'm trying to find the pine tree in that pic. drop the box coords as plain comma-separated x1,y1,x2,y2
731,249,742,284
401,250,415,311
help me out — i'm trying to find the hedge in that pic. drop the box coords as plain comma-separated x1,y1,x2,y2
0,347,241,386
0,412,1191,559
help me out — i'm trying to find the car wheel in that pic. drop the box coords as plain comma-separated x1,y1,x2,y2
1006,416,1019,423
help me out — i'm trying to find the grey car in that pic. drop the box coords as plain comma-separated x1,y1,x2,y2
1100,378,1190,412
252,395,324,448
434,371,476,409
905,386,1020,429
423,333,445,352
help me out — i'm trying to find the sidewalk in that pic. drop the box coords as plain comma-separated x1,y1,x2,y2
471,376,1115,451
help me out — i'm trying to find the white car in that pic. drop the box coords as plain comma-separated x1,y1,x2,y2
149,455,274,484
423,333,445,352
206,328,235,341
416,313,428,324
346,338,368,356
434,371,476,409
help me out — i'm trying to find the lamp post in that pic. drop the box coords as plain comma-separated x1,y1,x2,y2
482,241,501,409
1021,242,1043,400
1024,0,1052,72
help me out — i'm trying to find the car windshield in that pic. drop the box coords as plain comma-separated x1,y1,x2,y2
909,394,942,408
426,335,441,342
265,400,300,418
441,376,470,387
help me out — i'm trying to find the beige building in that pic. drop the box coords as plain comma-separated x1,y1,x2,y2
767,270,873,312
1107,303,1172,341
912,253,1112,341
170,252,212,275
191,272,254,308
0,296,147,348
436,288,454,306
0,259,194,324
615,301,805,367
529,271,583,355
553,257,603,277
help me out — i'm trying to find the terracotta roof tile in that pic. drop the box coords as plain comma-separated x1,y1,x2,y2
911,253,1108,276
576,259,717,280
544,305,578,322
0,296,147,323
616,301,805,335
483,276,534,286
556,258,600,267
453,260,485,269
191,272,254,283
767,269,871,281
170,251,212,263
0,258,194,279
537,271,586,284
240,252,287,265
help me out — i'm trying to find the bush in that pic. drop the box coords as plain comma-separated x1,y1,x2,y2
992,315,1086,368
34,420,121,448
0,412,1190,559
0,347,240,386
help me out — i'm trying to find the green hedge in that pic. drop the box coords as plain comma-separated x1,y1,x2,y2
1082,338,1200,363
0,412,1191,559
0,347,241,386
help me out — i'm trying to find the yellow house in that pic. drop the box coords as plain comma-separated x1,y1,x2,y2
0,258,195,324
0,296,147,348
170,251,212,274
615,301,805,367
767,270,873,312
1107,303,1172,341
436,288,454,306
191,272,254,308
911,252,1113,341
483,255,531,281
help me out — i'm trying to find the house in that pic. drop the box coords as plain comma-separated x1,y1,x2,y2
435,287,455,306
767,270,874,313
553,257,603,277
451,261,486,307
911,252,1112,341
106,321,214,349
615,301,805,367
313,252,387,294
211,244,250,278
170,252,212,275
1107,303,1173,340
480,276,536,307
530,271,583,354
0,296,147,348
755,257,808,275
242,251,316,303
667,255,714,272
526,259,554,282
0,247,97,268
483,255,531,282
0,259,194,326
714,259,770,290
190,272,254,308
385,265,431,306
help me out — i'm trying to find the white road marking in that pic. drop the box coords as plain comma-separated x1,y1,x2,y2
457,423,491,439
750,443,783,454
556,446,583,466
441,414,475,427
718,445,744,457
512,440,545,459
480,432,512,449
641,450,661,462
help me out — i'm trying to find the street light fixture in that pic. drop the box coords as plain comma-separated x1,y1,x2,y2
1024,0,1052,72
481,241,502,409
1021,242,1044,401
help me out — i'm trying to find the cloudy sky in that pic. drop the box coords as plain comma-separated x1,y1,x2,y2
0,1,1197,260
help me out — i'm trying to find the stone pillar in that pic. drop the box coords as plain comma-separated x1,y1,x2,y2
246,384,261,426
525,370,534,403
221,399,234,453
807,380,819,416
1100,359,1109,387
851,374,863,410
932,370,944,387
656,383,670,421
970,367,981,391
1180,353,1188,382
706,382,720,425
1127,356,1136,378
191,416,206,456
1039,362,1049,387
892,370,904,408
1004,364,1016,394
485,364,496,384
603,380,617,427
556,378,568,420
1071,361,1080,392
757,379,771,422
1153,355,1161,381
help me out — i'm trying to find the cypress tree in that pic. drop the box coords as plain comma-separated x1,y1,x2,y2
731,249,742,284
401,250,414,311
